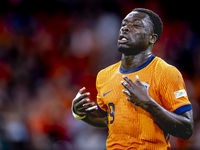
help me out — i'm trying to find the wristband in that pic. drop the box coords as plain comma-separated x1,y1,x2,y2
72,110,86,120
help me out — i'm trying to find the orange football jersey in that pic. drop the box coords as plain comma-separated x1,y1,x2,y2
96,55,192,150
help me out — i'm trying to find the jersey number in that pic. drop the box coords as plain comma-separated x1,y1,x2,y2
108,103,115,124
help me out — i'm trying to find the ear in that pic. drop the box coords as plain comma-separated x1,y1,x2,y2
150,33,158,44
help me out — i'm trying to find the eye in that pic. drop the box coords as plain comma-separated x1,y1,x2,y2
133,23,141,27
121,21,127,27
133,24,143,28
132,20,143,28
121,23,126,27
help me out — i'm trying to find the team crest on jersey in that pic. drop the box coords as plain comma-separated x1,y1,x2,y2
141,82,149,90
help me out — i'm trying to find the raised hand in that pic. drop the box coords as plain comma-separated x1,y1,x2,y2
72,87,97,117
121,75,152,109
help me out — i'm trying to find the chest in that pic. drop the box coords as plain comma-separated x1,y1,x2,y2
100,72,156,105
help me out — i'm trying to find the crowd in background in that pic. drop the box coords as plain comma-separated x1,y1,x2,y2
0,0,199,149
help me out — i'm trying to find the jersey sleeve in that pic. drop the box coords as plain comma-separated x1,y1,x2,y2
96,72,108,114
159,66,192,114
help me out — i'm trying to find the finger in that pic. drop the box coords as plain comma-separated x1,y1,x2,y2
135,75,143,86
122,89,131,96
75,98,90,108
78,102,95,111
82,101,94,107
79,87,86,94
74,87,87,100
122,76,135,87
121,81,132,91
74,92,90,103
75,87,87,99
126,97,137,106
126,97,131,101
85,105,98,111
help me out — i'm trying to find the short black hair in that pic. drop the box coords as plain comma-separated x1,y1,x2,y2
132,8,163,42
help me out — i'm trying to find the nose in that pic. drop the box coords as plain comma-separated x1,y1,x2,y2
121,26,129,32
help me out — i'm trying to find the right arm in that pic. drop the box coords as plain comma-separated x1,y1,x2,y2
72,87,108,128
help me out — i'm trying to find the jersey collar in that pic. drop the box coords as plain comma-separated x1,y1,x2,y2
119,54,155,74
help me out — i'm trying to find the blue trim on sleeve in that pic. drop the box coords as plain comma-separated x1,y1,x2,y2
174,104,192,114
97,104,107,116
120,54,155,74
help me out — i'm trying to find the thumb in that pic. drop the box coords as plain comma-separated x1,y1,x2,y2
135,75,143,86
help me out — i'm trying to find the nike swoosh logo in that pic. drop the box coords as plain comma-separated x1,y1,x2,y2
103,90,113,97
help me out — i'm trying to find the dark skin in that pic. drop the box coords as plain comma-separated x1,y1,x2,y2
72,87,108,128
72,11,194,140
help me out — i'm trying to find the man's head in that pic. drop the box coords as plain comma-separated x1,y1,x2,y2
118,8,163,56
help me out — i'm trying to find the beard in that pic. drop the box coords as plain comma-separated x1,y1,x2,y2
118,45,141,56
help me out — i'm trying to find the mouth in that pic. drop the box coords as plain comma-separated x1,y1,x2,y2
118,35,128,44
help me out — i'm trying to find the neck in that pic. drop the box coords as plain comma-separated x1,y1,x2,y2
121,49,152,70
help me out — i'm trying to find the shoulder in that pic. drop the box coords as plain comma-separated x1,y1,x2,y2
154,57,184,85
154,57,181,75
96,61,121,82
154,57,172,70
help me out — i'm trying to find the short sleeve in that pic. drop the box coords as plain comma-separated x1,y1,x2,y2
159,66,192,114
96,73,107,113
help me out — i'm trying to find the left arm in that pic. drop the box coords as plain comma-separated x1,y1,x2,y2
121,75,194,140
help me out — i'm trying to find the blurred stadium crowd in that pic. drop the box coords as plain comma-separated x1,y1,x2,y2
0,0,199,150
